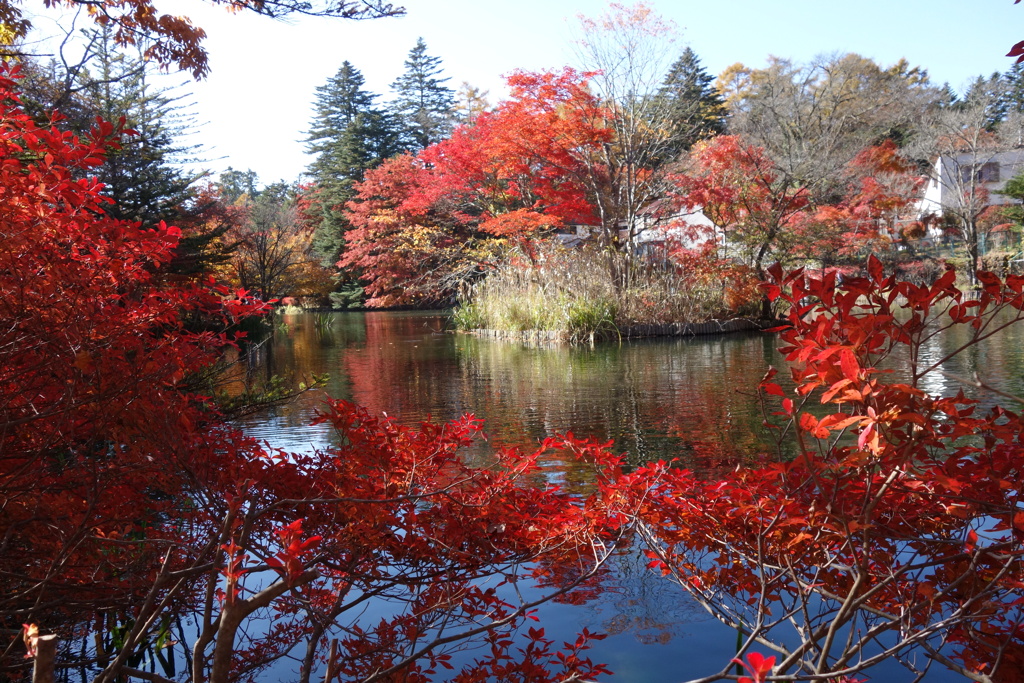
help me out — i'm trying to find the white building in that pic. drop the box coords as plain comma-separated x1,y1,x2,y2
553,203,722,255
919,149,1024,218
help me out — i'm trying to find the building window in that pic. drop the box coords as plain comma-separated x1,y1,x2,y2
960,161,1001,185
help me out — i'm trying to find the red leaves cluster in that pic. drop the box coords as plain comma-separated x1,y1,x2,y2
0,55,636,676
670,137,923,273
669,135,809,264
343,69,607,306
633,255,1024,679
733,652,774,683
265,520,321,584
205,400,637,682
0,61,270,658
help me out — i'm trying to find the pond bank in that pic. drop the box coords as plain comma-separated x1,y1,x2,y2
458,318,783,345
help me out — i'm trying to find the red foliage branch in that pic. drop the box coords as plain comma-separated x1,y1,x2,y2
0,60,637,680
0,61,270,642
632,256,1024,682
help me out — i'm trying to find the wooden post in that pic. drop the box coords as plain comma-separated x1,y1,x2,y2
32,634,57,683
323,639,339,683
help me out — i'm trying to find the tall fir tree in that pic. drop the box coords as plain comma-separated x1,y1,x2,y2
1001,62,1024,117
217,166,261,204
389,37,456,151
655,47,727,160
959,72,1009,131
305,61,401,306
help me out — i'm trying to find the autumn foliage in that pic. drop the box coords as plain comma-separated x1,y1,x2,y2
632,257,1024,681
343,68,608,306
9,26,1024,679
0,64,635,683
0,60,272,666
669,136,924,279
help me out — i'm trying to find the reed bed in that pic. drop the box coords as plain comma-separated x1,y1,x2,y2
453,245,753,342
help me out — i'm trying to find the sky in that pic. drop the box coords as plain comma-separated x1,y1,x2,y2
29,0,1024,186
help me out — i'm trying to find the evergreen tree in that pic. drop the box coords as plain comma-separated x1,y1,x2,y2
960,73,1008,130
18,30,199,228
78,29,198,227
305,61,401,307
655,47,727,159
389,38,456,150
1002,62,1024,116
217,167,261,204
17,58,94,130
938,82,960,108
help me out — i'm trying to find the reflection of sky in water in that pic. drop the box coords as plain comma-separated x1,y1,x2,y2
235,311,997,682
916,331,958,400
890,312,1024,412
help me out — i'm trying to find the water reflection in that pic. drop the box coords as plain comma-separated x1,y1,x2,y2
238,311,786,472
230,312,790,680
233,310,1011,682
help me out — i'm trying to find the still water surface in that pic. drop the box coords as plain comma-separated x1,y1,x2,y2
240,311,783,468
234,310,1024,682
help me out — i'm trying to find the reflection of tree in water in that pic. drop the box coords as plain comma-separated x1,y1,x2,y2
451,332,785,469
568,548,713,646
236,313,792,474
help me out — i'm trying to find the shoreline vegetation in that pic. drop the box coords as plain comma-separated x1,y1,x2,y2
449,244,766,344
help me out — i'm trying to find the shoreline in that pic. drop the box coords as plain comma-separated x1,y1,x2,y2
457,318,784,345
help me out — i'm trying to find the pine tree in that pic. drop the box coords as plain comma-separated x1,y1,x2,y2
655,47,727,160
959,73,1008,131
305,61,401,306
389,38,456,150
217,167,261,204
1002,62,1024,116
76,29,199,227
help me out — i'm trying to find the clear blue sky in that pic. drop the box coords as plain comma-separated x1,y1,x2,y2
158,0,1024,185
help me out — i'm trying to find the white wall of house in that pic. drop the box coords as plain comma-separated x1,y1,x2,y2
556,206,723,253
630,207,720,251
919,149,1024,217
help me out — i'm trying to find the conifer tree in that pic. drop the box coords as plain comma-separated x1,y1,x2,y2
217,166,261,204
389,37,456,150
305,61,401,306
960,73,1008,130
16,31,199,230
1001,62,1024,115
655,47,726,159
76,29,199,227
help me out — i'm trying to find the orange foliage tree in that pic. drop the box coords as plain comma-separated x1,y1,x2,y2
342,68,609,307
669,136,929,312
788,140,926,265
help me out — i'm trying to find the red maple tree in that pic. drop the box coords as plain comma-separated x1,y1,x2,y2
342,68,609,307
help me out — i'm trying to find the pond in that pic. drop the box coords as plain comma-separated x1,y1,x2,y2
237,311,785,469
231,309,1024,682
